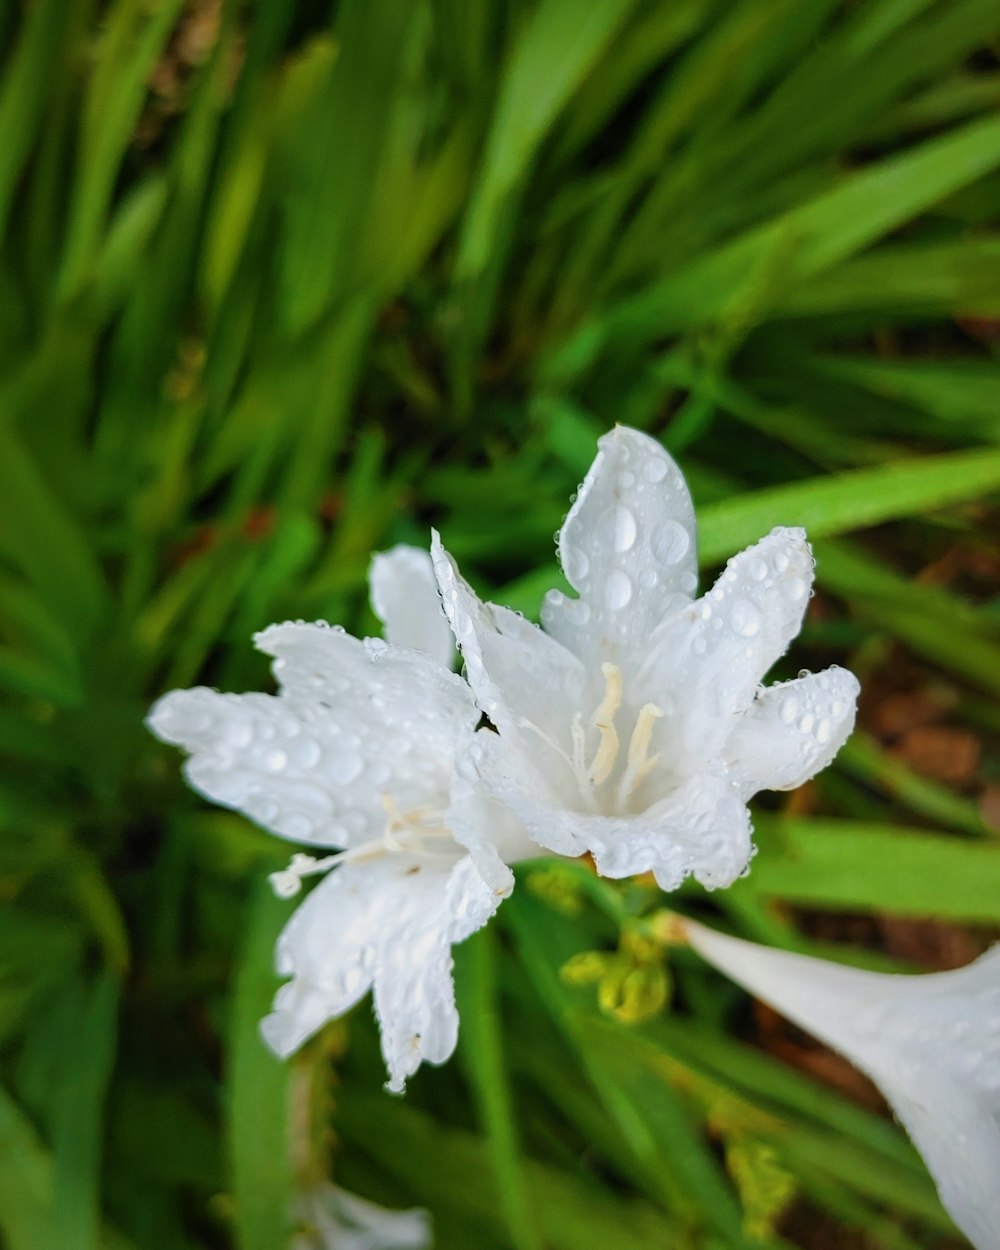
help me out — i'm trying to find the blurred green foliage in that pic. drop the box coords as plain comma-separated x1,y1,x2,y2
1,0,999,1246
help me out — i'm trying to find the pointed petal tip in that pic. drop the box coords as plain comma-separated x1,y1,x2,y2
258,1010,300,1059
146,687,215,747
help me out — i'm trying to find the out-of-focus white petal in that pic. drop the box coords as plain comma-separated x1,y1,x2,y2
261,852,504,1091
542,426,698,665
293,1183,431,1250
725,667,859,798
640,527,815,776
369,544,455,668
684,921,1000,1250
148,687,362,847
467,730,751,891
431,533,585,746
148,624,478,848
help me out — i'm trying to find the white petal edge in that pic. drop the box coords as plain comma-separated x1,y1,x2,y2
466,730,752,892
638,526,815,778
369,544,455,668
724,666,860,799
148,625,477,848
543,426,698,665
294,1183,431,1250
261,852,507,1092
431,532,585,749
684,920,1000,1250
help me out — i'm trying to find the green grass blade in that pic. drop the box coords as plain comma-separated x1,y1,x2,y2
697,448,1000,562
455,928,543,1250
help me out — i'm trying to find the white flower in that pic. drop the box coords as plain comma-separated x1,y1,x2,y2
431,426,858,892
291,1183,431,1250
683,918,1000,1250
147,546,533,1092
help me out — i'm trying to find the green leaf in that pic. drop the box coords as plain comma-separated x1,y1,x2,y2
697,448,1000,563
228,880,295,1250
736,817,1000,921
455,928,543,1250
0,1083,55,1250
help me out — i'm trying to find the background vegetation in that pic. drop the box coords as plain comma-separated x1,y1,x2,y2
2,0,1000,1246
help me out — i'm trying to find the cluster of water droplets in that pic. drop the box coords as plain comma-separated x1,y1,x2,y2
150,620,466,852
683,526,811,664
545,441,699,639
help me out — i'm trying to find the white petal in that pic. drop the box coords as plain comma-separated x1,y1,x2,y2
640,527,814,777
369,544,455,668
542,426,698,666
448,760,542,873
295,1184,431,1250
468,730,752,891
431,534,585,749
685,922,1000,1250
261,852,505,1091
148,624,477,848
724,666,859,799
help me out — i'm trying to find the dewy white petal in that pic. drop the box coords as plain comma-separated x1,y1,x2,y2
638,526,816,778
465,730,751,891
431,426,857,893
543,425,698,666
724,666,860,798
148,686,359,847
684,920,1000,1250
293,1183,431,1250
431,531,585,748
148,623,478,850
369,544,455,668
149,557,526,1091
261,851,506,1092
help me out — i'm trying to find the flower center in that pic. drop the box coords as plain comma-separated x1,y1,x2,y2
269,794,456,898
520,663,663,816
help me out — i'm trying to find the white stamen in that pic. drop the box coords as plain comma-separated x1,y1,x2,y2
616,702,664,809
587,663,623,786
269,798,458,898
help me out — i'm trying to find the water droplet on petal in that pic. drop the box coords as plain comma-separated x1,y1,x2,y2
651,519,690,565
815,718,832,744
730,599,762,638
330,753,362,784
264,749,287,772
780,697,799,725
602,504,638,553
292,738,321,769
638,568,658,589
283,813,314,840
798,713,815,734
603,569,633,610
692,636,708,656
563,546,589,584
644,456,668,484
224,720,254,749
787,577,807,601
